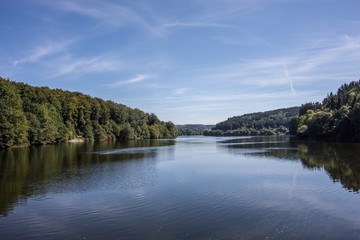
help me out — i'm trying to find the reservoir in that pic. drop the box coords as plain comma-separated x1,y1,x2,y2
1,136,359,239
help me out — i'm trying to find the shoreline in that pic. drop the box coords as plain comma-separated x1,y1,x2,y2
67,138,85,143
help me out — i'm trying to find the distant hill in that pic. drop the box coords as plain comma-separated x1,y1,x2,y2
204,107,300,136
176,124,214,136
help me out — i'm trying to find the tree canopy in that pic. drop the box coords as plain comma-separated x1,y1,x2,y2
290,80,360,142
204,107,300,136
0,77,178,148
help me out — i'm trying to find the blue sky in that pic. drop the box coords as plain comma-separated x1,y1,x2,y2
1,0,360,124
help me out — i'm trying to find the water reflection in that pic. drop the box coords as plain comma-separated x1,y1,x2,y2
0,140,175,217
297,142,360,193
218,136,360,193
1,137,360,239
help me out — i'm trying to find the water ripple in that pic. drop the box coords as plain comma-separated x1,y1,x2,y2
91,145,175,155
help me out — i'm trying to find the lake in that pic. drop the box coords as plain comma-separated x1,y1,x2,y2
1,136,360,239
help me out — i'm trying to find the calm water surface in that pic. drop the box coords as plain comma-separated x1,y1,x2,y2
1,136,360,239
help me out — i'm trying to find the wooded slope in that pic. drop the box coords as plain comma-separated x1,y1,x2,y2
0,77,177,148
290,80,360,141
204,107,300,136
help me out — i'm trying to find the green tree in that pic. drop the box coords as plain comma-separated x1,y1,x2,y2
293,80,360,142
25,112,42,144
0,78,28,148
121,123,136,140
149,125,160,139
94,124,108,141
0,77,178,147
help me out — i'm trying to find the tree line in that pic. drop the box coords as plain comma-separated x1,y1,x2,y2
204,107,300,136
290,80,360,141
0,77,178,148
202,80,360,141
176,124,214,136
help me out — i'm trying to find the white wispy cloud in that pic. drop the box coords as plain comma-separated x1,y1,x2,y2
106,74,148,87
49,54,122,78
43,0,162,36
130,89,317,105
58,1,138,26
163,21,240,29
186,90,317,103
174,88,189,95
152,89,319,124
13,39,74,66
200,34,360,88
212,35,270,47
284,68,296,95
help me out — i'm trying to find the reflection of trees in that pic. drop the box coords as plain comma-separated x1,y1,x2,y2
0,140,175,217
297,142,360,193
219,136,299,160
219,136,360,193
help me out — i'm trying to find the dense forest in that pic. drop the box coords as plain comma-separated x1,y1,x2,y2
204,107,300,136
290,80,360,142
176,124,214,136
0,77,178,148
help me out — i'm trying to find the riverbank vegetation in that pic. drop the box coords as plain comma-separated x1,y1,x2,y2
204,107,300,136
290,80,360,142
0,77,177,148
176,124,214,136
2,77,360,147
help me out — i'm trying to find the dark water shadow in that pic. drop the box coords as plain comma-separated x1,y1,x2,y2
218,136,360,193
0,139,176,217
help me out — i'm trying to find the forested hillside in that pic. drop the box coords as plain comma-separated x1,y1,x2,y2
290,80,360,141
204,107,300,136
0,77,177,148
176,124,214,135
